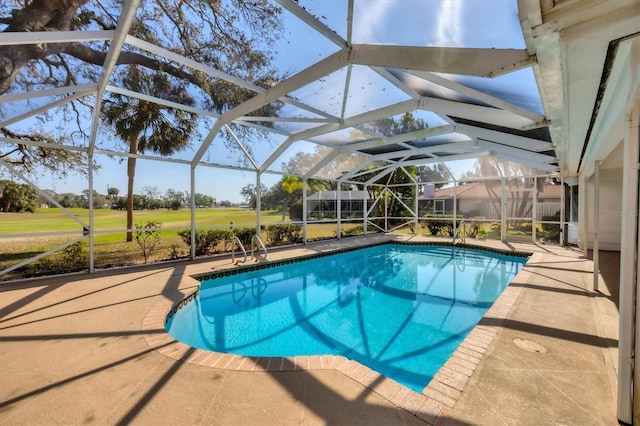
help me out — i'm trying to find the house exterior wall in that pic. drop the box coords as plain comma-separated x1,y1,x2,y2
420,195,561,221
585,156,624,251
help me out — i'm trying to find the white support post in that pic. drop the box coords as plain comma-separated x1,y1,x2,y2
190,166,196,260
364,184,368,236
635,166,640,426
578,174,588,252
256,172,262,239
337,184,342,239
501,178,507,241
303,178,308,245
560,175,565,246
88,153,95,273
414,182,419,235
453,183,458,233
619,99,639,425
593,160,601,292
384,188,388,232
532,179,537,244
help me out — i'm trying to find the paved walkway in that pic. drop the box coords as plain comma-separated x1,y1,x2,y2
0,235,619,425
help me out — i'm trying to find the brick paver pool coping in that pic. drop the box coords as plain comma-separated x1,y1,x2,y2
142,245,537,425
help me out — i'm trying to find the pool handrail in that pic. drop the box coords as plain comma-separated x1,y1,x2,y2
251,234,268,261
452,221,466,245
231,236,247,265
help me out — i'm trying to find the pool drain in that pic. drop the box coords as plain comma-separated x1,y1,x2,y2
513,338,547,354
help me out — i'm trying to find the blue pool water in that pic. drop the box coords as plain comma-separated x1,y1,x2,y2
166,243,527,392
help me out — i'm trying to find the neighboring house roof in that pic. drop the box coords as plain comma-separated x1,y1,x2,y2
307,190,369,201
419,182,562,200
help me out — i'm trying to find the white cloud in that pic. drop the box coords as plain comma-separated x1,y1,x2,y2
352,0,394,44
433,1,463,46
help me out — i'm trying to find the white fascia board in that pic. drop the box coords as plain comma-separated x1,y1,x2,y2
456,123,554,152
530,34,566,169
531,0,639,38
581,39,640,175
408,70,546,123
0,30,115,45
0,83,97,103
274,0,347,47
349,45,535,77
419,97,535,129
106,85,219,118
342,125,456,152
0,91,88,128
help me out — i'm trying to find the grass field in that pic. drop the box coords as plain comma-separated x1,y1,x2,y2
0,207,364,280
0,207,282,235
1,208,552,281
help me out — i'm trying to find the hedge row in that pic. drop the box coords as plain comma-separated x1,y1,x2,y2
177,224,304,257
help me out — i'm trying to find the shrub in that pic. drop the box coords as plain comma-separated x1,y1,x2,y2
465,223,479,238
231,226,257,247
341,226,365,237
60,241,87,270
264,224,303,246
178,228,232,256
541,214,561,242
289,202,303,221
134,221,162,264
422,213,457,236
514,222,532,232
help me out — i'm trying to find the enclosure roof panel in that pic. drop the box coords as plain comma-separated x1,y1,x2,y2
6,0,634,181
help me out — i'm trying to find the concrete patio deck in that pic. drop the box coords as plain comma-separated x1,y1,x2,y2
0,235,619,425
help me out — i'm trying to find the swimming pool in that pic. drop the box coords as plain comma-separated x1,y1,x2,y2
166,243,528,392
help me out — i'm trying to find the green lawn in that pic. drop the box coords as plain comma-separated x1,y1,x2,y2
0,208,355,279
0,207,283,235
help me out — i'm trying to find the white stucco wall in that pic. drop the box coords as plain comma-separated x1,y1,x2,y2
584,143,624,251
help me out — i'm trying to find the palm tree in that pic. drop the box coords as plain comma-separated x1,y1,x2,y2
103,66,196,241
279,176,327,221
281,175,303,221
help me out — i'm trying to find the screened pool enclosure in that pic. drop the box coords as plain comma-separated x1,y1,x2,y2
4,1,640,423
0,0,592,280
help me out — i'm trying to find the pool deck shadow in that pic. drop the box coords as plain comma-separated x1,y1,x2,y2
0,235,619,425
